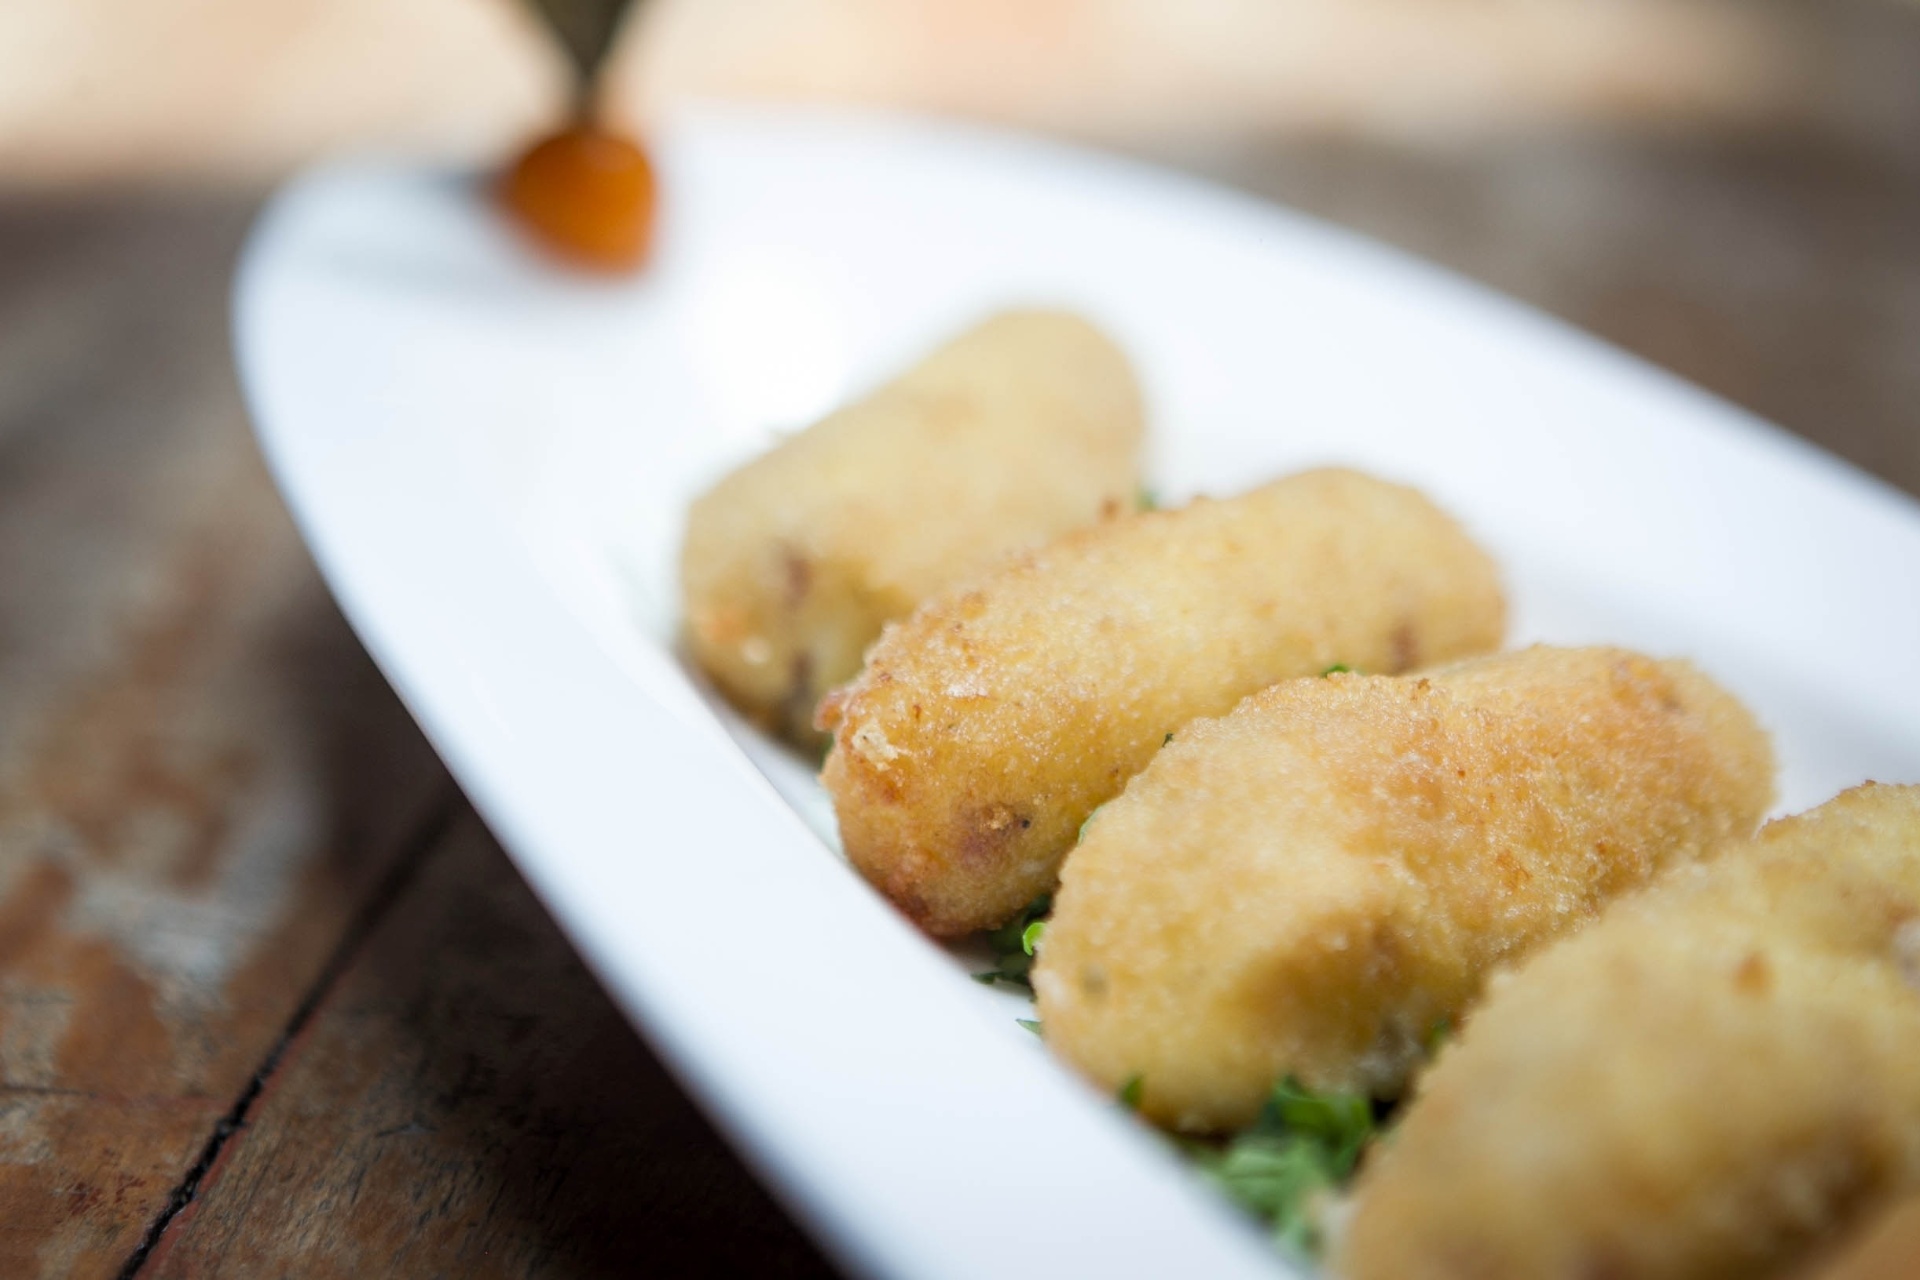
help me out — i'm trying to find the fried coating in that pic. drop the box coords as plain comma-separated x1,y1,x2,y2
1031,646,1775,1132
1337,783,1920,1280
816,468,1506,937
680,309,1143,747
1809,1196,1920,1280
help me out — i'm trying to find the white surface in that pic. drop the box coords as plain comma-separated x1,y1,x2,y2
234,105,1920,1280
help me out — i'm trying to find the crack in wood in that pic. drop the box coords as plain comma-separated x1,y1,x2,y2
0,1082,97,1098
112,783,465,1279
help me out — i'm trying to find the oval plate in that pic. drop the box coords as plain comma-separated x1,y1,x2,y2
235,105,1920,1280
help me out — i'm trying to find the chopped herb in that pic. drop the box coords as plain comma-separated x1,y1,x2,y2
1201,1135,1334,1257
1424,1016,1452,1056
1118,1074,1146,1111
1017,1018,1043,1036
1077,803,1106,843
1163,732,1175,746
1186,1075,1379,1261
1321,663,1354,677
1137,486,1159,511
973,894,1052,992
1268,1076,1374,1176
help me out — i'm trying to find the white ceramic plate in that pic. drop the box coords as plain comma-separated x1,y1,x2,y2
235,105,1920,1280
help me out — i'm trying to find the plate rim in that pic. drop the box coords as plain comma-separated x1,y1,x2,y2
233,101,1920,1280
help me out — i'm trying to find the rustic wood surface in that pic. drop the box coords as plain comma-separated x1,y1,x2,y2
140,809,833,1280
0,190,836,1279
0,10,1916,1272
0,191,448,1277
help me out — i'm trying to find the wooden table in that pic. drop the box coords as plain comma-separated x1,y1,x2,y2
2,99,1917,1280
0,190,838,1278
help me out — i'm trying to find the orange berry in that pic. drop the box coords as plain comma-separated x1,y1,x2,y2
501,125,656,273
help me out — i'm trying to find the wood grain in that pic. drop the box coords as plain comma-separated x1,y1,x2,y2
0,187,851,1279
140,809,839,1280
1,7,1917,1267
0,192,450,1277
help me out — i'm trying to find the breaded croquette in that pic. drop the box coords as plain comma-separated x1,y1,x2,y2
1032,646,1775,1132
1809,1196,1920,1280
680,309,1143,747
816,468,1506,937
1337,783,1920,1280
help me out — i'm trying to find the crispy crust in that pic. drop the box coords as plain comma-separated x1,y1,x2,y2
818,468,1507,936
1031,646,1775,1131
1337,783,1920,1280
680,309,1143,747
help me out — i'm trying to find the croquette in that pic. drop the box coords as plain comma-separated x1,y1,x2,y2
1337,783,1920,1280
817,468,1507,936
1031,646,1775,1132
680,309,1143,747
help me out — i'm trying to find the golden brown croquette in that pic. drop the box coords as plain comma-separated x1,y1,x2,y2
681,309,1143,747
1033,646,1774,1132
818,468,1507,936
1338,783,1920,1280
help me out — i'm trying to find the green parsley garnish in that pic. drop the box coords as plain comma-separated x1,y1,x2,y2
1187,1076,1378,1260
1017,1018,1043,1037
971,894,1052,992
1163,732,1175,746
1118,1074,1146,1111
1321,663,1354,677
1136,487,1160,511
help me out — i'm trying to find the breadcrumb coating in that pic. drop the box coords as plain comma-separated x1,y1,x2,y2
1338,783,1920,1280
680,309,1143,747
1032,646,1774,1132
1809,1195,1920,1280
817,468,1506,936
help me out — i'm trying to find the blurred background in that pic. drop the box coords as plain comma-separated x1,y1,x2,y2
2,3,1917,1277
3,0,1913,480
